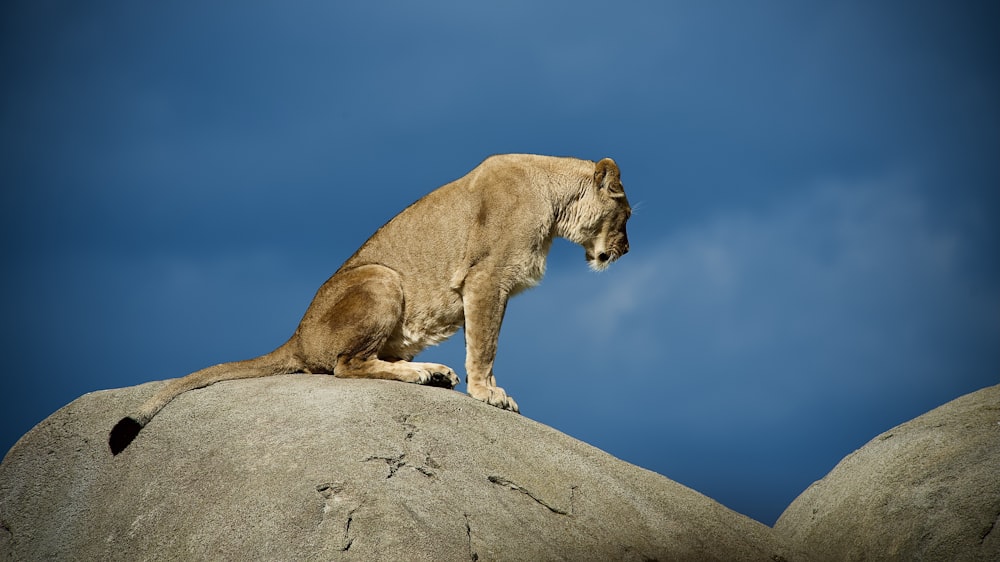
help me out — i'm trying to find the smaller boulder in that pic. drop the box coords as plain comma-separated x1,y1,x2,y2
775,384,1000,561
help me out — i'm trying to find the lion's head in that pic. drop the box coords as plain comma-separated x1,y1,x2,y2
557,158,632,271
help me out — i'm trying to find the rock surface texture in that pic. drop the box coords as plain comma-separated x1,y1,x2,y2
0,375,796,561
776,384,1000,561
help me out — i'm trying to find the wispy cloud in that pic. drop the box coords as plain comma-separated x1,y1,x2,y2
502,178,999,422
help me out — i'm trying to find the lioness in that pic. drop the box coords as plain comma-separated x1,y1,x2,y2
109,154,631,455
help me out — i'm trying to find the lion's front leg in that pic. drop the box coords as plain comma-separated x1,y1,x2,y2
467,372,519,412
461,281,519,413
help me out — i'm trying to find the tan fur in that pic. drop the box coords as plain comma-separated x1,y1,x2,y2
109,154,631,454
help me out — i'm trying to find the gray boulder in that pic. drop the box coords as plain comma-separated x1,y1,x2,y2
775,384,1000,561
1,375,797,561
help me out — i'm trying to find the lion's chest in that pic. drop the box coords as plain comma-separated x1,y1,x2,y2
510,251,548,295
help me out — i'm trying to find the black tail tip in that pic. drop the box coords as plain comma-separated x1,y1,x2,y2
109,417,143,455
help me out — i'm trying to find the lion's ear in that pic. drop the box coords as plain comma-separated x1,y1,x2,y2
594,158,624,195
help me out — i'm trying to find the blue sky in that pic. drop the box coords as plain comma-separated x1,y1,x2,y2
2,2,997,525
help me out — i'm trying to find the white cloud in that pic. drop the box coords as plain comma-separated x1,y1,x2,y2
501,177,1000,421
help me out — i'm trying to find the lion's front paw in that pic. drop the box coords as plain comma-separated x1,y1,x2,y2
468,383,520,413
415,364,460,389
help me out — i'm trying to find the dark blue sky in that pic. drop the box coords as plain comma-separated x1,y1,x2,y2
2,2,998,525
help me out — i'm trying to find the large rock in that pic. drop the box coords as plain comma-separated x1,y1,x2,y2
775,384,1000,561
1,375,797,561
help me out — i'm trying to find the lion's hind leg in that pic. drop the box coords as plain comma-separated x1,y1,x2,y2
302,264,459,389
335,356,459,389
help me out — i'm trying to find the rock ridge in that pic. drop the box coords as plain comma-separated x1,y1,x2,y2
4,375,996,561
1,375,795,561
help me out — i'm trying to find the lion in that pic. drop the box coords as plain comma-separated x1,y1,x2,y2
109,154,631,455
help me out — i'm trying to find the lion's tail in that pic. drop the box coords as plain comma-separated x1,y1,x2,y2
108,346,300,455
